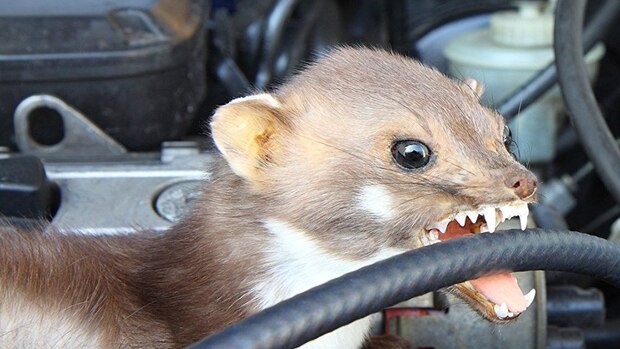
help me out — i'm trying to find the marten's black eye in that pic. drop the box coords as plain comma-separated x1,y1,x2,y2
391,140,431,170
503,125,513,149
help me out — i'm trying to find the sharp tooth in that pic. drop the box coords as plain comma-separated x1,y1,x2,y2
482,207,497,233
494,303,509,319
517,204,529,230
493,304,503,319
467,211,478,223
429,230,439,241
455,212,467,226
436,218,450,233
499,205,514,222
524,289,536,308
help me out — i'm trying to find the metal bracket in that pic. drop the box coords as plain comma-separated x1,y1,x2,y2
13,95,126,156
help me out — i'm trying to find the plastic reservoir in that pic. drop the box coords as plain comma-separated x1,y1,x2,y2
444,2,604,164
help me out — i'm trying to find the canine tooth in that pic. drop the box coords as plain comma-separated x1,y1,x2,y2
517,204,529,230
467,211,478,223
455,212,467,226
482,207,497,233
524,289,536,307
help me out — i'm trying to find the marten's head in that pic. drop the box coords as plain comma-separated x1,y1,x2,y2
210,47,537,322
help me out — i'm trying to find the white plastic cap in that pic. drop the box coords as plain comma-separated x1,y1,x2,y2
490,1,554,47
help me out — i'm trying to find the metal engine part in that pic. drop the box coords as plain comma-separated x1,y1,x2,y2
45,148,212,234
10,95,214,234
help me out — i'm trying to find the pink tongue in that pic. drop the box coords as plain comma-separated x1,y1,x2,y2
470,273,527,313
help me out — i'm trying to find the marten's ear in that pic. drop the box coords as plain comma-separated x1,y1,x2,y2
211,93,286,181
462,77,485,98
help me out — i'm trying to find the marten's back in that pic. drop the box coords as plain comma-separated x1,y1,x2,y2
0,225,171,348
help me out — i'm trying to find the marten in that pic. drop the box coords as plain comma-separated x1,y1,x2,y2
0,47,537,349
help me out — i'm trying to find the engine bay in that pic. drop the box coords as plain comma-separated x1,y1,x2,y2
1,1,620,348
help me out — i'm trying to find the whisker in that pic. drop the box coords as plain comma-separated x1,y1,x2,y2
444,158,477,176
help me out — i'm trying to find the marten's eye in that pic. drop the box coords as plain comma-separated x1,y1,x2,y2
502,125,513,149
391,140,431,170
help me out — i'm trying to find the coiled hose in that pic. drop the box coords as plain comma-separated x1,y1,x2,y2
188,229,620,349
555,0,620,205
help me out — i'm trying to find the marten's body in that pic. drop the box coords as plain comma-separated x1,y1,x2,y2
0,48,537,348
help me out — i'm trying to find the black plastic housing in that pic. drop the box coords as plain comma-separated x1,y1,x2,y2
0,156,55,219
0,0,209,151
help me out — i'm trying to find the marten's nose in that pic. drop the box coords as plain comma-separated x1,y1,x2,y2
504,171,537,199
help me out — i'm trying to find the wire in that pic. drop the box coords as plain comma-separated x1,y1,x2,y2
254,0,300,89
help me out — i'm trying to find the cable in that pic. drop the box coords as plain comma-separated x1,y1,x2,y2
254,0,300,89
254,0,328,89
580,205,620,235
188,229,620,349
497,0,620,119
555,0,620,205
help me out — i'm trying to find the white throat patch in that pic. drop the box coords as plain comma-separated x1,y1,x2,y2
255,219,404,349
356,184,395,221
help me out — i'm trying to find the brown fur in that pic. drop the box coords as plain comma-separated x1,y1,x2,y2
0,47,536,348
0,224,170,347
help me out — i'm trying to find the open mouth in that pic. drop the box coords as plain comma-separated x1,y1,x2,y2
422,203,536,321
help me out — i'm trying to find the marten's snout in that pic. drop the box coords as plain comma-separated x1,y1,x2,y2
504,171,537,199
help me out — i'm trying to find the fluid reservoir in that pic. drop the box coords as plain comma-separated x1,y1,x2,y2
444,1,605,164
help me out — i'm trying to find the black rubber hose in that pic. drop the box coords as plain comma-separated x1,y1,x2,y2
187,229,620,349
555,0,620,205
254,0,298,88
582,319,620,348
497,0,620,119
